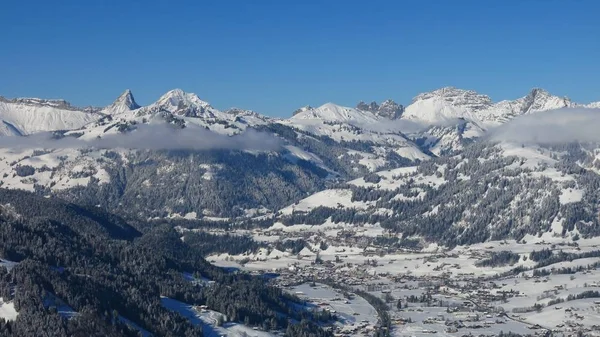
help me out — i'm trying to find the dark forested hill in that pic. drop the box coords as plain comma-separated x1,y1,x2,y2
0,189,332,337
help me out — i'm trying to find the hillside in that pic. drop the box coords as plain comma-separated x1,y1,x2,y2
0,188,332,336
0,87,598,234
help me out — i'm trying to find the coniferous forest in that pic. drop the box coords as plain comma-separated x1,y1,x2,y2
0,189,332,337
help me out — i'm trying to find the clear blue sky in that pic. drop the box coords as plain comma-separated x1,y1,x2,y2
1,0,598,117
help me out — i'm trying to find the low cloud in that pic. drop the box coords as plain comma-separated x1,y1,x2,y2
488,108,600,144
0,123,282,151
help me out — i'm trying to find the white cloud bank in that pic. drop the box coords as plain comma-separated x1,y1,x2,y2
0,123,282,151
488,108,600,144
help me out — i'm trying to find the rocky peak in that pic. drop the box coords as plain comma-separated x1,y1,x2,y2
356,99,403,119
413,87,493,112
377,99,404,119
104,89,140,114
0,96,79,111
520,88,571,114
292,105,313,116
147,89,216,118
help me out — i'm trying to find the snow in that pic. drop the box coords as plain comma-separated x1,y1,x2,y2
559,187,584,204
284,145,330,171
0,259,18,272
0,298,17,321
102,89,140,115
161,297,275,337
288,283,378,326
0,100,99,135
291,103,379,124
279,189,370,215
500,143,557,168
349,166,445,192
118,315,152,337
400,87,575,142
403,96,473,124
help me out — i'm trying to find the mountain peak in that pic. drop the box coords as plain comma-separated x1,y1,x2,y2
291,102,379,124
0,96,77,111
103,89,140,115
157,89,211,109
292,105,314,116
356,99,403,119
415,87,491,103
520,88,571,114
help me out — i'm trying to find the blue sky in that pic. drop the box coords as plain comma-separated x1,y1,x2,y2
1,0,598,117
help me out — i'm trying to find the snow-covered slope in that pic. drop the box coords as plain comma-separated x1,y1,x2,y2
290,102,380,124
281,102,429,168
475,88,573,126
402,87,490,124
0,97,100,135
402,86,573,127
0,86,598,222
398,87,578,154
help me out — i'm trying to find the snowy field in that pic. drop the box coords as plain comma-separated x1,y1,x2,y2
288,283,378,326
0,298,17,321
161,297,276,337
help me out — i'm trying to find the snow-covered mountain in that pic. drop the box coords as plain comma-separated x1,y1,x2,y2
402,86,573,127
0,96,100,136
397,87,581,154
290,102,380,124
0,90,428,219
102,89,140,115
356,99,404,119
281,102,429,169
0,86,598,224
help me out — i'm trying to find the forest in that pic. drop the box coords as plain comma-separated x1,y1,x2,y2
0,189,333,337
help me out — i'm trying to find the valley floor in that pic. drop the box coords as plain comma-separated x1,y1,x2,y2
201,226,600,337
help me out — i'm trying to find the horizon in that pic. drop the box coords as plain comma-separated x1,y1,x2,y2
1,0,599,116
0,85,591,116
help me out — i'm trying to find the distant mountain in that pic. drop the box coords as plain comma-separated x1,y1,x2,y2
402,86,574,126
0,96,100,135
0,86,597,221
291,102,380,124
102,89,140,115
356,99,404,119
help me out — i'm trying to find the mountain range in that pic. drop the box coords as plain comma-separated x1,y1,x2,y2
0,86,599,246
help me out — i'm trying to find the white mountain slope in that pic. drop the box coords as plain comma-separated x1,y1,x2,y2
0,97,100,135
290,102,380,124
398,87,582,155
76,88,274,142
0,87,598,221
402,86,574,127
475,88,574,126
402,87,491,124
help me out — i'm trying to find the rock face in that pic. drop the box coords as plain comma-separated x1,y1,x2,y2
356,99,404,119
